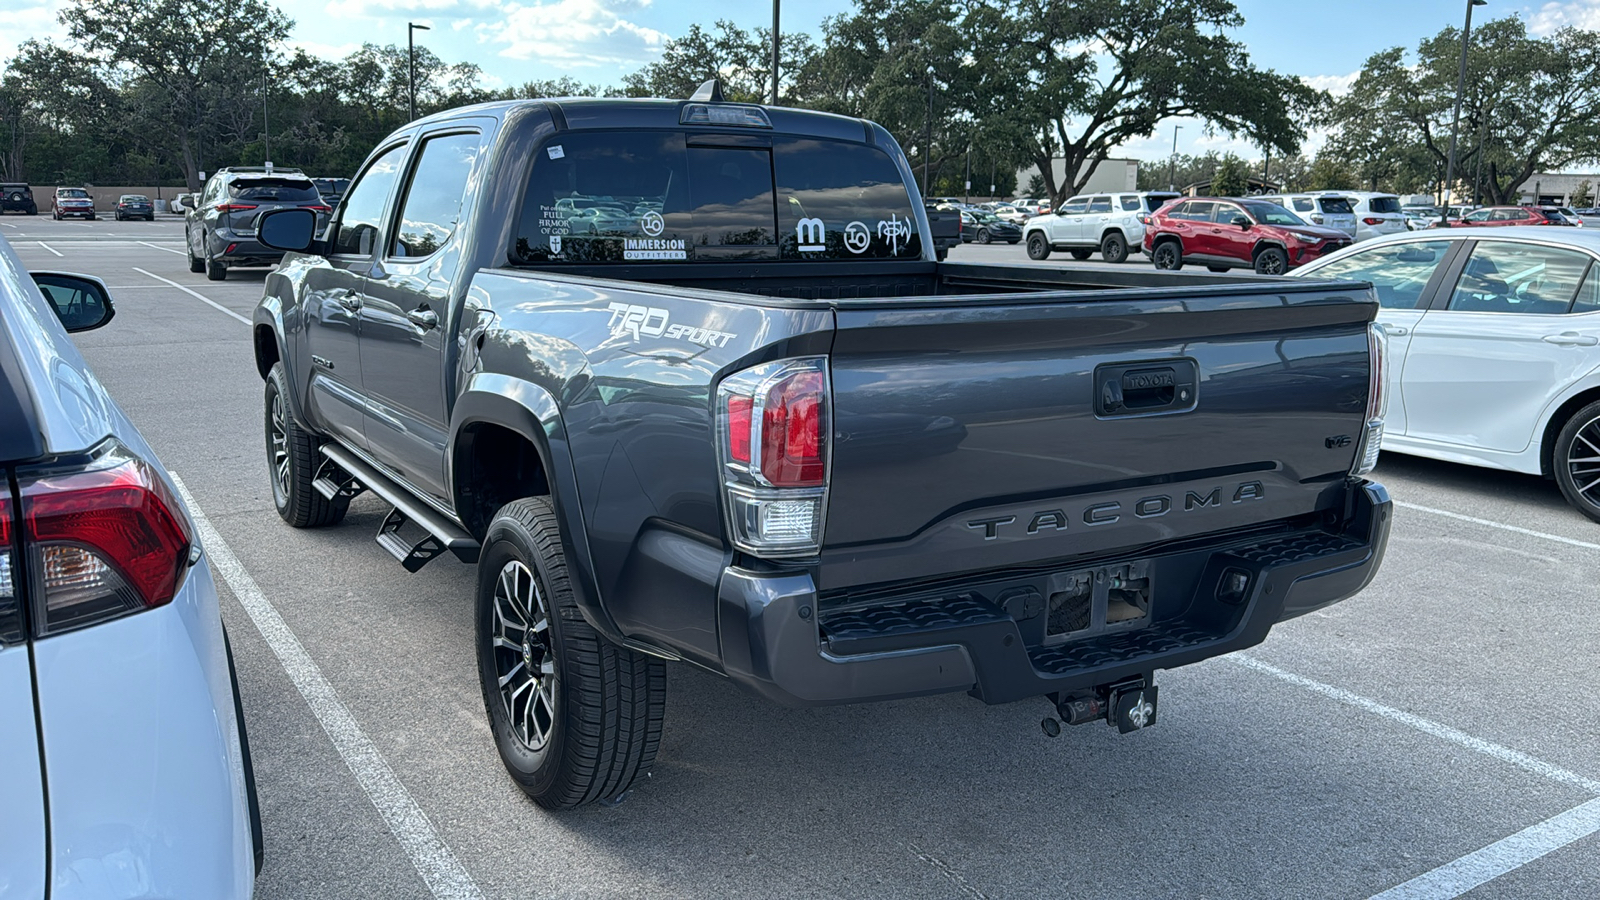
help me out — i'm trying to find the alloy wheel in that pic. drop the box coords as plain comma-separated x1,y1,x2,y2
491,560,557,751
269,390,290,500
1565,417,1600,510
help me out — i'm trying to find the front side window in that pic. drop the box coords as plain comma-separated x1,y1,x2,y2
1239,201,1306,227
1447,241,1593,314
1307,240,1452,310
333,145,407,257
1059,197,1089,215
1212,203,1245,224
391,132,481,258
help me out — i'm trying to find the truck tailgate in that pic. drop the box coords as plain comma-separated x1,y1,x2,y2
820,282,1375,590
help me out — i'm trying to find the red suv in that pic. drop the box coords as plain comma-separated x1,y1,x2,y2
1447,206,1571,227
1143,197,1353,275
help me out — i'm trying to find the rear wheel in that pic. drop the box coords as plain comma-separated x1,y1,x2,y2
977,228,991,244
1253,246,1288,275
477,497,666,809
1152,240,1183,270
205,238,227,281
1069,249,1093,261
1026,233,1051,260
188,237,205,273
1101,232,1128,264
264,362,347,527
1554,400,1600,524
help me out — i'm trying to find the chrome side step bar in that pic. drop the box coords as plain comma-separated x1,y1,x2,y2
318,444,480,571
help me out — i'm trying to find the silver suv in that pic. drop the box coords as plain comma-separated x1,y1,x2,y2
1257,194,1358,237
1024,191,1181,263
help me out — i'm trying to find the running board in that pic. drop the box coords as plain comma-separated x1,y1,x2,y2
318,444,480,571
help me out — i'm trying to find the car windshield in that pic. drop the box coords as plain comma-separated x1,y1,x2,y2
58,189,89,198
121,195,148,202
230,179,318,202
1240,201,1308,227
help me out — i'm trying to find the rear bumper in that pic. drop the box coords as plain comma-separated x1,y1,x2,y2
718,480,1391,707
209,234,284,267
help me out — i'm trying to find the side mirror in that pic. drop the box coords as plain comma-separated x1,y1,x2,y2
259,207,320,253
31,272,115,333
1231,215,1252,230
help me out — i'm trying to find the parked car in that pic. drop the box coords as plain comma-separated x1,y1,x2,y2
185,166,332,280
1294,227,1600,523
1024,190,1181,263
1256,193,1358,237
1314,191,1406,241
1143,196,1352,274
1402,205,1440,230
312,177,350,208
0,235,261,895
250,88,1390,809
1543,206,1584,227
115,193,156,221
51,187,95,221
992,203,1031,225
1447,206,1572,228
1,183,37,215
960,210,1022,244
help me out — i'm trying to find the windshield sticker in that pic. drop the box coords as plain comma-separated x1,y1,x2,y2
878,215,911,254
623,238,686,260
796,217,826,252
536,204,571,237
843,221,871,254
641,211,665,236
546,144,565,160
606,302,735,347
548,235,562,255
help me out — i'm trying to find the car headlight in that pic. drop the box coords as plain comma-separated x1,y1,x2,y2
1291,233,1317,243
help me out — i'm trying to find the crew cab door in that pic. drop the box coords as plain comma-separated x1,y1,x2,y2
305,143,408,449
357,128,487,502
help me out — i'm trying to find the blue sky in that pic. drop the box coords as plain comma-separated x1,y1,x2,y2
7,0,1599,159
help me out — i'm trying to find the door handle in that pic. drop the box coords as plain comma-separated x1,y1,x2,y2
407,308,439,330
334,291,362,311
1383,325,1408,336
1542,332,1598,346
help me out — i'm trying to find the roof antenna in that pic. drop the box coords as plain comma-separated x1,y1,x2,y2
690,78,725,103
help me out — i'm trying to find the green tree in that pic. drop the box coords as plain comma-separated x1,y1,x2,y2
1307,153,1356,191
624,21,817,103
1024,173,1047,197
1211,153,1250,196
1573,180,1593,208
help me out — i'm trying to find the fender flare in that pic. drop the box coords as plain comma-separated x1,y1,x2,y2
448,373,625,645
251,296,307,428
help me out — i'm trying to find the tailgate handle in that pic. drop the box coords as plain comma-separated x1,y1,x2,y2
1096,361,1197,417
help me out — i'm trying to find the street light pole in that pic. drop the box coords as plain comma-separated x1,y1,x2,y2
964,146,971,204
408,22,431,122
1167,125,1182,191
261,67,271,164
771,0,780,105
1474,110,1489,205
1441,0,1487,227
924,67,934,196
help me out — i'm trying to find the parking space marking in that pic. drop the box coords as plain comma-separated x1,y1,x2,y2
132,267,251,325
1368,797,1600,900
1394,500,1600,552
35,241,62,257
171,475,485,900
138,241,186,255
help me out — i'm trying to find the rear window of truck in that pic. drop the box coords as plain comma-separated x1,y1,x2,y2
513,132,923,264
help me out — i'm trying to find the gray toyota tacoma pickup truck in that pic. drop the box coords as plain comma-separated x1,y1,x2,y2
251,83,1392,810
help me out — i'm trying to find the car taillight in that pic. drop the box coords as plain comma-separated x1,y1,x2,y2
1138,213,1151,225
217,203,258,213
1311,214,1325,224
306,205,332,212
1362,217,1384,226
18,443,192,636
716,357,830,557
1351,323,1388,477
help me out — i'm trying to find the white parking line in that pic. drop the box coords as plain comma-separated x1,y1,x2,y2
138,241,186,255
35,241,62,257
171,475,485,900
1368,797,1600,900
1395,500,1600,552
0,222,17,228
132,267,250,325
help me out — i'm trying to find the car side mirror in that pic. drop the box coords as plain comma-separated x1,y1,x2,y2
258,207,320,253
31,272,115,332
1231,215,1252,230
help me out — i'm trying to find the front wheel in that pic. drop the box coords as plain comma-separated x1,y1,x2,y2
477,497,666,809
264,363,347,527
1152,240,1183,270
1254,246,1288,275
1101,232,1128,264
1026,233,1051,260
1554,400,1600,524
977,228,991,244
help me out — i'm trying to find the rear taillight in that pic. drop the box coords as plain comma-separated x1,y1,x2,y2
1362,217,1384,226
19,443,192,636
1351,323,1388,477
716,358,830,557
306,204,332,212
0,496,19,645
1138,213,1151,225
217,203,258,213
1311,214,1324,224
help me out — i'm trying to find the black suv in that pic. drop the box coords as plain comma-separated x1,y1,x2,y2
1,183,37,215
185,167,331,280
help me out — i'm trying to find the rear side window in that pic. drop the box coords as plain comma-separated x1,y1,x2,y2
1367,196,1401,213
1309,240,1451,310
1120,196,1141,211
1088,196,1112,213
1317,198,1353,214
390,132,481,258
1574,265,1600,313
1447,242,1591,314
773,137,920,259
230,179,318,202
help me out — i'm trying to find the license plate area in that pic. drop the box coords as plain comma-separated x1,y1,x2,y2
1043,562,1151,645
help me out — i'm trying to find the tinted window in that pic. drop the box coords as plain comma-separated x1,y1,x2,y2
230,179,318,202
1239,201,1306,227
1447,242,1592,314
1307,240,1451,310
1120,196,1141,211
1540,209,1567,222
1367,196,1401,213
1316,197,1353,214
1574,264,1600,313
1179,201,1216,222
1088,196,1112,213
333,145,407,256
391,132,481,258
1213,203,1245,224
1463,210,1493,222
774,137,919,259
1060,197,1089,215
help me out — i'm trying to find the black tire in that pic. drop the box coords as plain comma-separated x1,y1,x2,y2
1207,265,1230,273
477,497,666,810
1554,400,1600,524
1152,240,1183,270
264,362,347,527
206,239,227,281
1101,232,1128,264
26,206,36,216
188,239,205,273
1253,246,1288,275
1026,232,1051,260
977,228,992,244
52,209,60,221
87,213,95,221
1069,249,1093,260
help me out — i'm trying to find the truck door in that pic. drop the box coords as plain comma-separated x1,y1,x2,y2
357,129,486,502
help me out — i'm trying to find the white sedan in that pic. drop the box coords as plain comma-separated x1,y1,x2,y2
1294,226,1600,522
0,237,259,896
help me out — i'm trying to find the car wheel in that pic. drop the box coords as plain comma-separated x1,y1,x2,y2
1101,233,1128,264
52,209,60,221
1207,265,1230,273
187,236,205,273
977,228,992,244
1152,240,1183,270
1253,246,1288,275
477,496,666,810
264,362,348,528
1554,400,1600,524
1026,233,1051,260
205,239,227,281
87,213,95,221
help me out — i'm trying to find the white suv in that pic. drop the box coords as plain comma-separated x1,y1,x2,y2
1257,194,1358,237
1319,191,1407,242
1024,191,1181,263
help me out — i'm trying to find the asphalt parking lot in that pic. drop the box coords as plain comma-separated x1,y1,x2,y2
6,215,1598,899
